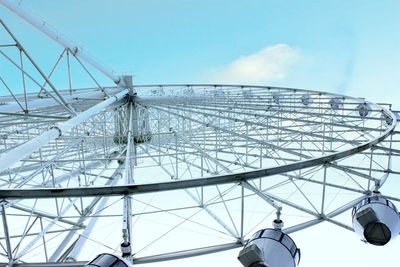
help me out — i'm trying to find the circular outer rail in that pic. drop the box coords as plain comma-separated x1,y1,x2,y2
0,85,398,266
0,85,396,199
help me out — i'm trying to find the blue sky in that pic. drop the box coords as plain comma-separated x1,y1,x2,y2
1,1,400,266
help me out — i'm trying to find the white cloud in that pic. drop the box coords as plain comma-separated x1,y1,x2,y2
207,44,300,84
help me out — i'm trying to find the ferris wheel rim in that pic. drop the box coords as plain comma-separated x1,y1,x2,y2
1,1,398,263
0,84,396,199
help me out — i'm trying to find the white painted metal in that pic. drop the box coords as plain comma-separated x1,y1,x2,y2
0,88,121,113
0,89,127,174
1,203,14,267
1,5,400,265
0,0,126,87
0,84,398,266
52,163,125,262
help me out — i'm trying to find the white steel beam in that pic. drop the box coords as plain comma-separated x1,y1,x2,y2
56,163,125,262
122,103,135,263
132,242,242,264
0,90,128,175
1,203,14,267
0,0,126,87
0,88,120,113
144,147,240,239
14,199,79,261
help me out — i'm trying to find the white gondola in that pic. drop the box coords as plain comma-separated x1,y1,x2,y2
329,97,343,110
85,253,130,267
243,89,252,98
272,93,282,104
352,195,400,246
357,103,372,117
300,94,313,106
238,228,300,267
382,111,394,126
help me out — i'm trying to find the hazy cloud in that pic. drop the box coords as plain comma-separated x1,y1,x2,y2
207,44,300,84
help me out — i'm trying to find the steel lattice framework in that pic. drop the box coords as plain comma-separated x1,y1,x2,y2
1,1,400,267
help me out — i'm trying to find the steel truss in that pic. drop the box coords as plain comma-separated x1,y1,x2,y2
0,82,399,266
1,2,400,267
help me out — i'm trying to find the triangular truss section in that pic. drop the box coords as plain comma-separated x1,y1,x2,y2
0,19,115,116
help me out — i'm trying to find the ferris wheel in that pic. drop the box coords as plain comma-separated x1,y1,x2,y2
1,1,400,267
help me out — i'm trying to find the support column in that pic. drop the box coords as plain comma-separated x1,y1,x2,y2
1,201,14,267
121,103,135,263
